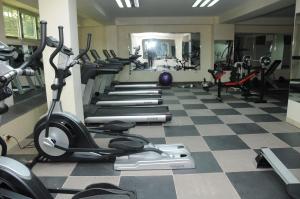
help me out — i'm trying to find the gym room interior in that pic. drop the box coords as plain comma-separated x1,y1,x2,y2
0,0,300,198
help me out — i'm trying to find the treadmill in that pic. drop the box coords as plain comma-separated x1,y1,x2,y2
81,65,171,124
81,52,163,107
77,40,172,124
89,49,162,95
91,49,159,89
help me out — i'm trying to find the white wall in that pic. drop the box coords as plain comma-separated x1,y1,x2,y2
78,18,106,58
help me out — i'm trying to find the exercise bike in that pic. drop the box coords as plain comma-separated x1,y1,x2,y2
0,21,136,199
32,26,195,171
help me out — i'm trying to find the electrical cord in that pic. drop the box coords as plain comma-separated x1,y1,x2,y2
6,135,35,149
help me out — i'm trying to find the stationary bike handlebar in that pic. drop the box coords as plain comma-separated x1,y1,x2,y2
19,21,47,69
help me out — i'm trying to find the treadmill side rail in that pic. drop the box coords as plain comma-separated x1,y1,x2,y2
85,115,170,124
256,148,300,199
96,99,160,106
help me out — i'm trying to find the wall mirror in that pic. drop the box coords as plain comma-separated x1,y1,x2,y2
234,33,292,68
214,40,234,69
130,32,200,71
290,13,300,102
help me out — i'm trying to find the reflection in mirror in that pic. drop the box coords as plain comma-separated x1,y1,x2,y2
290,13,300,102
214,40,234,69
130,32,200,71
7,44,45,103
235,33,292,69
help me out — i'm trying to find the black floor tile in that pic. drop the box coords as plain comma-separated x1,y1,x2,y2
274,133,300,147
71,163,120,176
260,107,287,113
147,138,166,144
173,152,222,174
212,109,241,115
193,91,210,95
227,171,291,199
164,100,180,104
164,125,200,137
271,148,300,169
119,176,177,199
182,104,207,109
246,114,281,122
39,176,67,198
228,103,254,108
163,92,175,96
172,88,189,92
271,102,288,107
219,95,239,101
203,135,250,151
170,110,188,116
201,99,222,103
178,95,197,99
39,176,67,189
191,116,223,125
228,123,268,134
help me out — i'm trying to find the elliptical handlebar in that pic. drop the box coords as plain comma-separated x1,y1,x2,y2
74,33,92,61
19,21,47,69
49,26,64,73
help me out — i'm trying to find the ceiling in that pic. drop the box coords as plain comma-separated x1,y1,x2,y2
263,5,295,17
11,0,296,24
77,0,250,23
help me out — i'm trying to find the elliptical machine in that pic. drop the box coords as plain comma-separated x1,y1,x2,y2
0,21,136,199
33,26,195,171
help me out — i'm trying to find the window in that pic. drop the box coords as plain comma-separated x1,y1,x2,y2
21,13,37,39
3,5,21,37
2,5,39,40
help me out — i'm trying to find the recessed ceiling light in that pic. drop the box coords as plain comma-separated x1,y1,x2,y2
192,0,203,7
115,0,124,8
200,0,212,7
208,0,220,7
134,0,140,7
125,0,132,7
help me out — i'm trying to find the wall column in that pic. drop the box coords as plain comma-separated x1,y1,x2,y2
286,0,300,128
38,0,84,121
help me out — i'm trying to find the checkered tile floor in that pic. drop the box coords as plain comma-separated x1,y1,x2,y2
8,87,300,199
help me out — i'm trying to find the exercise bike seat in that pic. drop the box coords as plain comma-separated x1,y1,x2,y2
102,121,136,132
73,183,136,199
109,138,144,151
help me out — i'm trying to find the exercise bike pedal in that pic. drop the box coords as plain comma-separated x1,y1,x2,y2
109,138,144,151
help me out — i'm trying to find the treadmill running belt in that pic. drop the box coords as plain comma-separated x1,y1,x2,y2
85,105,169,117
97,95,161,101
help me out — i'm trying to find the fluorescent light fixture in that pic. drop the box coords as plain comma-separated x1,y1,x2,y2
125,0,132,7
200,0,212,7
115,0,124,8
208,0,220,7
134,0,140,7
192,0,203,7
